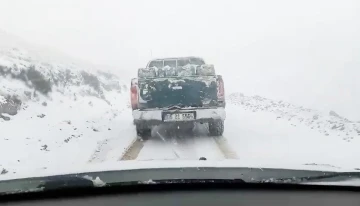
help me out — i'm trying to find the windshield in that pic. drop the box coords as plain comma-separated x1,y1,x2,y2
0,0,360,192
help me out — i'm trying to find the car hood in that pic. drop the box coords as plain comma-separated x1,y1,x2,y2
1,160,360,194
1,160,358,182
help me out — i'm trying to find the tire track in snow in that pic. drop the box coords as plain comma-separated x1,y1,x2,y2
118,123,238,161
154,126,204,160
118,127,178,161
88,139,110,163
128,127,199,160
89,136,138,163
212,136,238,159
88,132,138,163
155,133,236,160
119,138,145,160
193,123,238,159
135,124,237,160
167,133,197,159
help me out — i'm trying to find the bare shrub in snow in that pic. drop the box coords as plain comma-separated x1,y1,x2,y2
1,168,8,175
27,65,52,95
81,71,100,93
37,114,45,118
0,114,10,121
0,95,22,116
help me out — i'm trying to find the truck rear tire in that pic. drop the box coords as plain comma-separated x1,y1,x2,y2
208,120,224,136
136,124,151,140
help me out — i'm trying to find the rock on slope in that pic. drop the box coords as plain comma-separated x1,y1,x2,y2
228,92,360,142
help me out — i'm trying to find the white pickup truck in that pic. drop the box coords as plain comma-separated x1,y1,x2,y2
130,57,226,139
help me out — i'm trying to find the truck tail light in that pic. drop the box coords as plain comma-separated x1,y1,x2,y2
217,75,225,102
130,78,138,110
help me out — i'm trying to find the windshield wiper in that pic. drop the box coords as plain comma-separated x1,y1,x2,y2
2,168,360,195
258,172,360,184
2,177,245,195
134,178,246,185
1,174,107,195
37,175,98,190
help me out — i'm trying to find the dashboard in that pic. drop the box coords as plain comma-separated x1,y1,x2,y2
2,183,360,206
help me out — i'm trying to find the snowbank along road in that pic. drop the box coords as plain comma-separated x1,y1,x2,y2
1,30,360,178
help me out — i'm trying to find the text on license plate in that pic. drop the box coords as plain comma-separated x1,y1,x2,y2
164,113,195,121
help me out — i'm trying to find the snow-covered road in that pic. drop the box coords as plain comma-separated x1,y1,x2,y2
89,95,360,171
121,124,236,161
1,90,360,179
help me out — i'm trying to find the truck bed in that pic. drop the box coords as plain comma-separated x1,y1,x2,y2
138,76,220,109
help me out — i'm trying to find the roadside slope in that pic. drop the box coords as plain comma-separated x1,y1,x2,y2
224,92,360,169
0,31,135,176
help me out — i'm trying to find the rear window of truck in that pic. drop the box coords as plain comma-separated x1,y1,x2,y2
148,60,163,68
164,60,177,67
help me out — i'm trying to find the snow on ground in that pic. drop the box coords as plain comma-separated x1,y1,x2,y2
0,31,136,176
2,79,360,180
2,87,360,178
224,93,360,169
123,92,360,170
136,124,225,161
0,87,136,175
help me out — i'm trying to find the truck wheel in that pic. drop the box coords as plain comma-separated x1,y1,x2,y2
208,120,224,136
136,124,151,140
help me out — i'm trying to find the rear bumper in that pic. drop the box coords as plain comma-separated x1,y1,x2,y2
132,108,226,125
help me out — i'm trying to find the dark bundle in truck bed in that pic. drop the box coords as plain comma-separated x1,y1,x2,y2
137,64,223,109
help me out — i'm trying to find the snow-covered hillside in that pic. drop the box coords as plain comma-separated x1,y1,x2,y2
0,29,129,118
0,31,135,176
228,93,360,142
0,47,126,101
224,92,360,169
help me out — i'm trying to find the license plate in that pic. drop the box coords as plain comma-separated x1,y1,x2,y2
163,112,195,122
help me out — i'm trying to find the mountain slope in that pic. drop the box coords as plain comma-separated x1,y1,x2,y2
0,29,129,119
225,92,360,169
228,92,360,142
0,30,136,176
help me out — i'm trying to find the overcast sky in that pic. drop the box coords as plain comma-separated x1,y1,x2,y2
0,0,359,119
